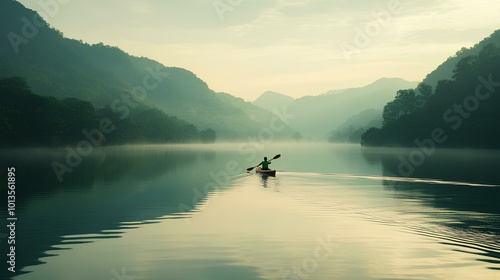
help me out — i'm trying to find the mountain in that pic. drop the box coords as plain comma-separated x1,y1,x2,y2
0,0,291,140
282,78,418,140
362,40,500,148
322,89,349,96
422,30,500,89
253,91,294,112
215,92,296,138
328,109,382,143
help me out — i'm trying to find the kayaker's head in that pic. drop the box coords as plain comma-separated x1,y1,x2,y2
264,157,267,161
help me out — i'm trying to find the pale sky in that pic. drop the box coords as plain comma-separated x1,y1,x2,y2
18,0,500,101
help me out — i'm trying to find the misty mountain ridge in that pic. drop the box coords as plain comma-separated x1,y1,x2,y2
2,0,497,146
328,108,383,143
253,91,294,112
0,0,294,140
322,77,418,96
258,78,418,140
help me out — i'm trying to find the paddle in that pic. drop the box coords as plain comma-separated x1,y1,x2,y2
246,154,281,172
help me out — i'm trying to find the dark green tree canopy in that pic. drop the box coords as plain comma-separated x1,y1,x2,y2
362,43,500,149
0,77,216,147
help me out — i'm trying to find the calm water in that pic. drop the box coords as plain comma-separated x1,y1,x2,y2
1,143,500,280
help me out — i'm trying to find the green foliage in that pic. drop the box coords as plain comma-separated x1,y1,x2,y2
0,77,216,147
422,30,500,88
362,44,500,148
381,86,435,126
288,77,418,140
329,109,382,143
0,0,284,140
132,108,200,143
291,132,303,142
360,127,381,146
0,77,71,146
200,129,216,143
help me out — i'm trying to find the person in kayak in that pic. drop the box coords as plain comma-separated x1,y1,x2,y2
258,157,271,170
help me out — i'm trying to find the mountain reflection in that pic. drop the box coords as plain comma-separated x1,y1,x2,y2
0,145,219,278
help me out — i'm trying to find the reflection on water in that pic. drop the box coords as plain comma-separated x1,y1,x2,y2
0,143,499,280
362,147,500,185
0,145,221,279
259,174,280,190
362,148,500,231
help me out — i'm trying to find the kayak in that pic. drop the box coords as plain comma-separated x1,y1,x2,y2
256,167,276,176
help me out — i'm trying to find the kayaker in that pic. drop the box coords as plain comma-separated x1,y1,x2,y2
258,157,271,170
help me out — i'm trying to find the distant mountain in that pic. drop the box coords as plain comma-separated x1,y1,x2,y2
284,78,418,140
422,30,500,89
253,91,294,112
328,109,382,143
0,0,291,140
215,92,296,138
322,89,348,96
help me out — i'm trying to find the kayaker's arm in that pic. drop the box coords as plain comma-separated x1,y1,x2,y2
246,155,280,172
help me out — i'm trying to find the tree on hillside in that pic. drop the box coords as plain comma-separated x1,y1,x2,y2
0,77,216,147
200,129,216,143
416,83,433,107
382,89,417,126
362,43,500,148
381,83,435,127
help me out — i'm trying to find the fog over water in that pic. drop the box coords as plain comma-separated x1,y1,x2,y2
1,143,499,280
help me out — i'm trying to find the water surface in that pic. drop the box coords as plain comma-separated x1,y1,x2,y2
1,143,499,280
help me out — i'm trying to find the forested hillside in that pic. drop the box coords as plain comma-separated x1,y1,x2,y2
0,77,213,147
362,43,500,148
0,0,291,140
422,30,500,89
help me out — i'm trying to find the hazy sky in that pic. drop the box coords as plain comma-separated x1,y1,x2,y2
18,0,500,100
